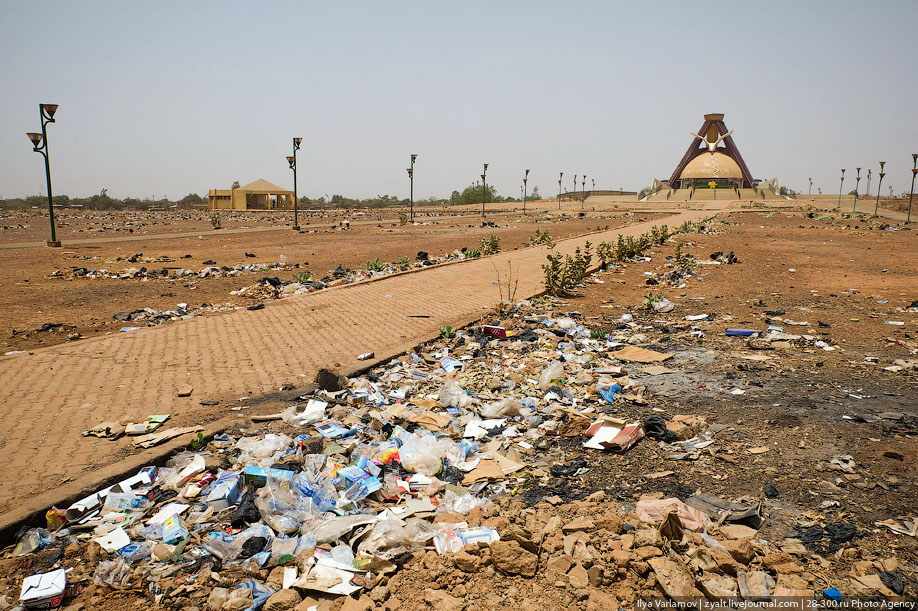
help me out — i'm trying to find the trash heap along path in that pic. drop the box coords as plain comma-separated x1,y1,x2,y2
0,209,710,525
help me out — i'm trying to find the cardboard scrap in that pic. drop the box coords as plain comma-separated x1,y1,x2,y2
636,497,710,531
612,346,674,363
132,426,204,449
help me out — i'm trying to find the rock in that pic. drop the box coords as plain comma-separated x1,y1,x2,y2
568,564,589,588
339,595,374,611
314,368,348,392
722,538,755,565
207,587,228,611
708,547,742,576
763,552,803,574
610,550,632,567
587,565,603,587
491,540,539,577
633,528,662,548
697,573,738,601
718,524,758,540
666,414,707,440
636,546,663,560
452,551,483,573
562,516,595,532
264,589,302,611
266,566,286,587
423,589,463,611
177,385,193,397
648,557,700,599
586,589,619,611
546,555,574,576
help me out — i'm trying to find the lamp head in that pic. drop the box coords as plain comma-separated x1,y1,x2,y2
481,174,486,181
856,167,861,176
879,161,885,171
40,104,59,120
27,132,43,148
293,137,302,150
560,172,563,178
407,168,413,176
483,163,488,172
524,169,530,178
841,169,846,177
912,153,917,166
411,154,418,163
286,155,296,169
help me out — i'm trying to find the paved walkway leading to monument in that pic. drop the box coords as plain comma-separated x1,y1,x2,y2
0,207,714,525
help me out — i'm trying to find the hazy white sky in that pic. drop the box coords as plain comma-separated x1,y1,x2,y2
2,1,916,200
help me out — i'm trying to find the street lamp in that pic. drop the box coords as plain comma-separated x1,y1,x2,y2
865,168,872,198
837,169,845,210
875,162,886,216
581,175,587,209
522,169,530,215
853,168,861,213
808,177,813,195
27,103,61,247
592,178,595,193
288,137,302,230
481,163,488,217
558,172,563,210
408,153,418,222
908,154,918,223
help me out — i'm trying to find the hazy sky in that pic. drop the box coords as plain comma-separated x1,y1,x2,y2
2,1,917,201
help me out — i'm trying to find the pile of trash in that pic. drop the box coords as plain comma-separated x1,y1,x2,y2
51,256,298,282
231,251,466,302
114,302,238,329
2,298,914,607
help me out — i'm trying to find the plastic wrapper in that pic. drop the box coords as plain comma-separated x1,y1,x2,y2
13,528,52,556
439,490,491,515
255,477,319,535
652,297,675,313
479,398,521,418
398,432,444,475
438,380,471,408
102,492,151,512
330,544,355,567
538,361,564,389
281,401,326,427
236,434,292,467
117,540,155,563
93,557,133,590
270,536,298,565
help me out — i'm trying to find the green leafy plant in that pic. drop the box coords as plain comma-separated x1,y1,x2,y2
479,234,501,255
644,292,662,310
530,229,555,247
674,243,689,268
209,211,222,230
398,256,410,267
365,258,385,272
190,432,205,451
590,328,608,340
439,325,455,339
398,213,409,226
597,241,613,268
296,271,311,283
464,248,481,259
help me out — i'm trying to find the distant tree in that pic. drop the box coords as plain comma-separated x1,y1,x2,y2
231,180,241,189
530,186,541,200
180,193,204,204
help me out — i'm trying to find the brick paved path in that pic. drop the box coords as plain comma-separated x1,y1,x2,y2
0,209,712,520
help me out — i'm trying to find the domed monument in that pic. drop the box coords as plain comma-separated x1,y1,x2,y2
644,113,782,201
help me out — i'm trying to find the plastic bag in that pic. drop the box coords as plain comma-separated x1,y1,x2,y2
440,490,491,515
554,317,577,329
438,380,470,408
13,528,52,556
330,544,355,567
652,297,675,313
270,536,298,565
236,434,292,467
93,557,133,589
254,477,318,534
117,540,155,563
538,361,564,389
281,401,325,427
479,398,521,418
398,432,444,475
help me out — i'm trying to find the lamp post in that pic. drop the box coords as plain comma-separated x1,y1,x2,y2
408,153,418,222
26,103,61,247
286,137,302,230
522,169,530,215
592,178,595,193
581,176,586,209
908,154,918,223
865,169,872,198
837,169,845,210
558,172,563,210
481,163,488,217
874,162,886,216
808,177,813,195
853,168,861,213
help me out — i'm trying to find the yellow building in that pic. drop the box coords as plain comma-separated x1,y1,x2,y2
208,179,296,210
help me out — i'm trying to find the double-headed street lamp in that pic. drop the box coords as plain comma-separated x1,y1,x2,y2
581,175,587,209
407,154,418,222
875,162,886,216
558,172,563,210
572,174,577,203
26,103,61,247
808,177,813,195
522,169,530,215
286,137,303,230
908,154,918,223
837,169,845,210
481,163,488,217
865,169,872,198
853,168,862,213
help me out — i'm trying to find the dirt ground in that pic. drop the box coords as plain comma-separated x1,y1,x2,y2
0,208,915,609
0,208,648,352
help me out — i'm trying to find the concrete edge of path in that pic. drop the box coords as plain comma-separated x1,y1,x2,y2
0,209,717,545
